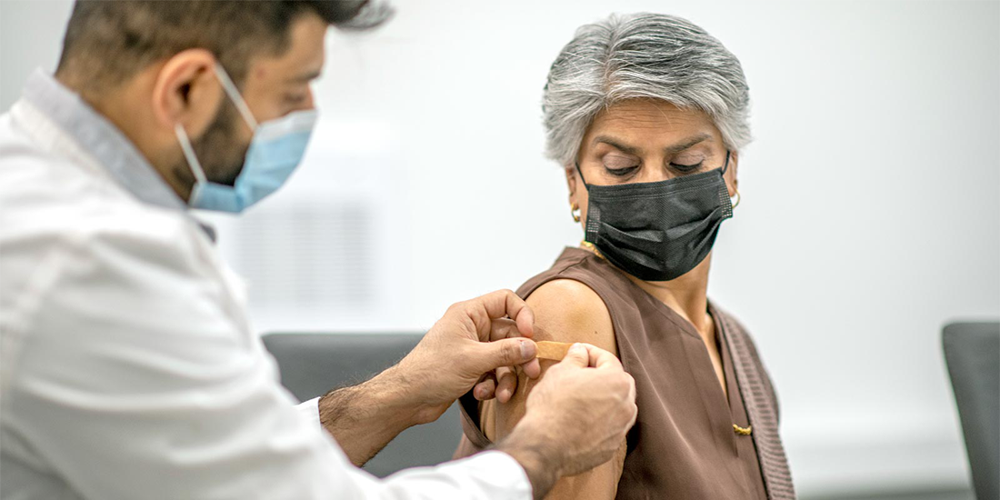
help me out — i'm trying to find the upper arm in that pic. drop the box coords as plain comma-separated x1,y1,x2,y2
485,279,626,500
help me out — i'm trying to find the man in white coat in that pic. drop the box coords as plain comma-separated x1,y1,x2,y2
0,1,638,499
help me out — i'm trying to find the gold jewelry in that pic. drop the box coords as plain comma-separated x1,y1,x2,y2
571,203,581,223
731,189,741,209
733,423,752,436
580,240,605,260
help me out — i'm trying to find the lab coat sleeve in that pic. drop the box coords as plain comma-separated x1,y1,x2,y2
2,221,531,500
298,397,322,429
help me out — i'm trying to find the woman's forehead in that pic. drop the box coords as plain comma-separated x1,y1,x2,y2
584,100,720,153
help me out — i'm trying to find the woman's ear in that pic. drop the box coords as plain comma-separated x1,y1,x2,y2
564,164,587,224
151,49,222,139
564,164,578,203
726,151,739,197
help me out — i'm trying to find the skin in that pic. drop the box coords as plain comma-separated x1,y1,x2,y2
56,12,638,499
481,98,740,499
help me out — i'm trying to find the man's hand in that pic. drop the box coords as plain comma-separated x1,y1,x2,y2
318,290,542,466
396,289,543,424
496,343,637,499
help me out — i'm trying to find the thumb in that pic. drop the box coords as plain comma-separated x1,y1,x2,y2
475,338,536,371
559,343,590,368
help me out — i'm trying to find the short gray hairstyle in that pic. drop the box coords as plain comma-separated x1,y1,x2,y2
542,13,751,166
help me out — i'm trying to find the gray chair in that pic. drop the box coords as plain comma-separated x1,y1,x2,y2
943,321,1000,500
261,333,464,478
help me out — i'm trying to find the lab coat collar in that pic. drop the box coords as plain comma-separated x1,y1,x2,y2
21,69,217,241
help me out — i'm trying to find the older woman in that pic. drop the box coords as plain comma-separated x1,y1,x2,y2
454,13,795,500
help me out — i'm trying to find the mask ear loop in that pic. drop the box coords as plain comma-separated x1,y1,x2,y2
213,64,259,130
572,161,596,248
573,161,589,185
173,64,257,195
175,122,208,186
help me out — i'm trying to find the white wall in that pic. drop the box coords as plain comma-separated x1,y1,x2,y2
2,1,997,497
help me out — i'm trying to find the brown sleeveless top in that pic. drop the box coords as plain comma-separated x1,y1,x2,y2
456,247,796,499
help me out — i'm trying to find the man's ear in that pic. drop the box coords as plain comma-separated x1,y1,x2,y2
151,49,222,139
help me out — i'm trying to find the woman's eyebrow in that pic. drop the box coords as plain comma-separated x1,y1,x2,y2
592,135,642,156
592,133,714,157
664,134,713,155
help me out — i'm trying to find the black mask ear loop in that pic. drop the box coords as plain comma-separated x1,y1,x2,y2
572,161,599,251
720,150,731,175
573,161,589,186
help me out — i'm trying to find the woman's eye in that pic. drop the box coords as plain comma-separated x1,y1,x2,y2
604,165,639,177
670,161,703,173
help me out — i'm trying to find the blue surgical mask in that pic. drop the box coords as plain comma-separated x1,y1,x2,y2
174,64,317,213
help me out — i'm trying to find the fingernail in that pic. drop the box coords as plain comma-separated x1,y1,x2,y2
570,343,586,354
520,340,535,360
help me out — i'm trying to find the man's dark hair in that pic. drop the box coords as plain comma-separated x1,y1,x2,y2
56,1,390,91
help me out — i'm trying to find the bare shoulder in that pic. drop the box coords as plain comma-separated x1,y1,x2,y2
524,279,617,356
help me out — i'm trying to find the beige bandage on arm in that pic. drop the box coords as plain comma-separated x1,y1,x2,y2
535,341,574,361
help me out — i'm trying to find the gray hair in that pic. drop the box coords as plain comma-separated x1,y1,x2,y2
542,13,752,166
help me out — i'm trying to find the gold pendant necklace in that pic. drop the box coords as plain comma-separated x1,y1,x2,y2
580,240,605,260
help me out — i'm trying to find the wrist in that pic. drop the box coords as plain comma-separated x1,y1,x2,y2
365,365,427,428
316,366,426,467
318,365,419,436
392,355,450,425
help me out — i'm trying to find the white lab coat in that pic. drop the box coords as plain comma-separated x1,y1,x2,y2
0,70,531,500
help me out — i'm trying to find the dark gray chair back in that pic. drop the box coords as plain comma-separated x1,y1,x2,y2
942,321,999,500
261,333,464,478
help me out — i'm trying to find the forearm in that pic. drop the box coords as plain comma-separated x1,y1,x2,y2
317,365,420,466
494,416,561,500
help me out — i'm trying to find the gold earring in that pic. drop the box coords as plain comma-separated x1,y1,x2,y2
731,189,741,209
571,203,581,222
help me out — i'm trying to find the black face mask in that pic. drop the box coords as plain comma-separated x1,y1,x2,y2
577,152,733,281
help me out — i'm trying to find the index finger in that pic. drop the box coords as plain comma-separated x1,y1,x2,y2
469,289,535,341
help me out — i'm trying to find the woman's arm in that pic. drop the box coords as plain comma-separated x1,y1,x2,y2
484,279,627,500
